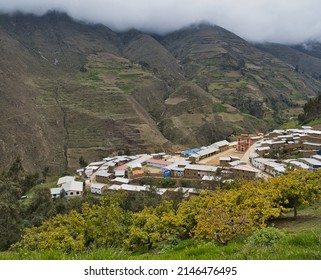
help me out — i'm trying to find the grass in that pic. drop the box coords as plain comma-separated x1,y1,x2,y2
3,230,320,260
278,119,299,129
212,102,227,113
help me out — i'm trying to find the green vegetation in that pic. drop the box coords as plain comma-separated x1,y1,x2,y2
212,102,227,113
278,119,299,129
1,169,321,259
298,95,321,124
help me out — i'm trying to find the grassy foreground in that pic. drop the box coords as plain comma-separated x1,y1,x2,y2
1,204,321,260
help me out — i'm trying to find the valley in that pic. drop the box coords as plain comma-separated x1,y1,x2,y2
1,12,321,175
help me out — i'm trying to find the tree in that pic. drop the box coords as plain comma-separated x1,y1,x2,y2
83,194,132,248
0,175,22,250
274,169,321,218
42,166,50,180
126,201,182,250
193,190,254,244
79,156,88,168
22,185,55,227
160,178,175,188
7,156,24,181
12,210,86,253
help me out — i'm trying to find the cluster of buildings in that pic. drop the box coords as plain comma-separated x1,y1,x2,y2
249,126,321,176
184,140,235,163
49,127,321,199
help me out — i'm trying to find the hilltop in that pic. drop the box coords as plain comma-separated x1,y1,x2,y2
1,11,321,174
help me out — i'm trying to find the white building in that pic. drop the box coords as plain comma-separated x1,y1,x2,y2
90,183,108,195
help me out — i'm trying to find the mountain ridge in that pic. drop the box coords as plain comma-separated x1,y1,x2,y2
0,11,320,174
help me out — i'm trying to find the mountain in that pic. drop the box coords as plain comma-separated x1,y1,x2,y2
0,12,320,174
255,42,321,81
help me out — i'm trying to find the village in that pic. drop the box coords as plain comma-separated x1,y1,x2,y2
51,126,321,199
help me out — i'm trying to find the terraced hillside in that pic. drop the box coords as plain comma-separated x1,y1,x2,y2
0,12,320,174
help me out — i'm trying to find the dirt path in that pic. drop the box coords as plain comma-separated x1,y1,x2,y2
199,148,245,165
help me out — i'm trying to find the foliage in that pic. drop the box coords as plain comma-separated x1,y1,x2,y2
247,227,285,246
0,175,22,250
121,190,163,212
272,169,321,217
79,156,88,168
7,156,24,181
160,178,175,188
8,169,321,254
12,211,86,253
194,190,254,244
22,185,55,227
126,201,183,250
13,194,131,253
83,195,132,249
298,95,321,124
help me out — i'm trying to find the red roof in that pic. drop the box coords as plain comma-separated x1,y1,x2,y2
147,159,171,165
114,164,128,170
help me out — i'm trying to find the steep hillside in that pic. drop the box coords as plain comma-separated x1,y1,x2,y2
0,12,171,173
1,13,321,174
256,42,321,81
161,25,320,122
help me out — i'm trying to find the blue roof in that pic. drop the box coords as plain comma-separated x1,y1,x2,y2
181,148,201,156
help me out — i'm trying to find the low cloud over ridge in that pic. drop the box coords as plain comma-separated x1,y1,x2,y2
1,0,321,44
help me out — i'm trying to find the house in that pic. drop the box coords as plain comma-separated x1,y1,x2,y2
84,166,99,178
76,168,85,176
184,164,219,178
286,160,311,170
297,158,321,170
263,161,286,177
57,176,75,186
201,175,215,181
146,158,171,169
303,142,321,151
170,166,185,177
108,184,149,192
95,170,113,184
51,187,63,198
174,187,199,198
252,157,275,171
312,155,321,161
88,161,106,167
188,153,200,163
111,177,130,185
231,165,261,180
229,141,238,148
90,183,108,195
62,181,84,197
255,146,271,157
197,146,219,160
219,156,231,167
211,140,230,152
114,165,128,177
143,185,168,196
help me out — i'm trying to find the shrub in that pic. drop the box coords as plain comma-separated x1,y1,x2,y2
247,227,285,247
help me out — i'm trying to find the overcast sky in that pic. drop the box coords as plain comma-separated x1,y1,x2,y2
1,0,321,44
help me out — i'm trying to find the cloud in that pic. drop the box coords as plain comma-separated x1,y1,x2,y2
1,0,321,44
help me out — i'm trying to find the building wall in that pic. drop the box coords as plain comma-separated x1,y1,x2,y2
171,170,184,177
237,134,252,152
232,169,257,180
95,175,111,184
65,190,82,197
184,169,199,178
